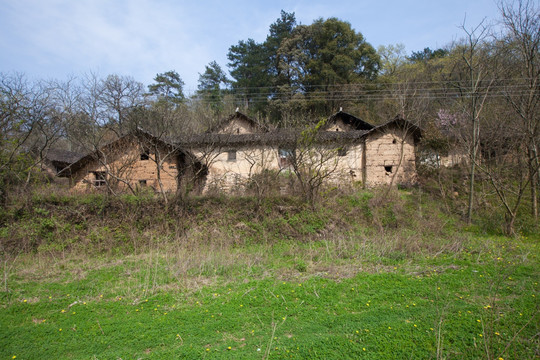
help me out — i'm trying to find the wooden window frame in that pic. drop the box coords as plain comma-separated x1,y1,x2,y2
92,171,107,187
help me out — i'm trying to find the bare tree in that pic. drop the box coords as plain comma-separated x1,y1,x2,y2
243,144,281,201
128,103,192,204
0,73,35,202
0,73,67,200
99,74,147,136
453,19,496,223
476,109,536,234
286,120,348,206
63,74,142,195
498,0,540,220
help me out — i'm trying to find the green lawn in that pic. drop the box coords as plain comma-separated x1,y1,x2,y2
1,234,538,359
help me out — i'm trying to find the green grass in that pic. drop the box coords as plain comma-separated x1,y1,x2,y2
1,234,538,359
0,189,538,359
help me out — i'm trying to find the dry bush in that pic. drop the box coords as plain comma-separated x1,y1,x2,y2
0,181,469,280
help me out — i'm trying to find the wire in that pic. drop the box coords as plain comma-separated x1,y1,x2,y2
188,87,539,105
183,77,539,95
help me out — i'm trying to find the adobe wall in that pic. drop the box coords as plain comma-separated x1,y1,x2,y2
192,141,365,193
326,118,354,132
218,118,257,134
69,129,418,194
364,128,417,186
189,129,419,192
192,145,279,192
71,140,179,193
330,143,364,184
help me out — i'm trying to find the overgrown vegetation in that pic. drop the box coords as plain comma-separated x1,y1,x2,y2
2,0,538,234
0,184,538,359
0,1,539,357
0,185,448,254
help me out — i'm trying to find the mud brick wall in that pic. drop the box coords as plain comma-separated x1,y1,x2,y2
71,138,179,193
364,129,417,186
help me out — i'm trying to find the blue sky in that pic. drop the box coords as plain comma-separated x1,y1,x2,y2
0,0,502,94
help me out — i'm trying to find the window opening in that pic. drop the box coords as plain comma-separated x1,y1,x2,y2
279,148,294,168
139,180,147,186
337,147,347,156
392,139,397,144
140,150,150,161
93,171,106,187
227,150,237,161
384,165,393,173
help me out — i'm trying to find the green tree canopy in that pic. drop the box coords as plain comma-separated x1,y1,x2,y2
303,18,380,85
197,61,229,93
274,17,380,115
409,47,449,63
148,70,185,106
227,12,380,118
265,11,297,83
227,39,271,112
197,61,229,115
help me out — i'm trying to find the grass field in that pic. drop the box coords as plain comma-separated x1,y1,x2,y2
0,189,538,359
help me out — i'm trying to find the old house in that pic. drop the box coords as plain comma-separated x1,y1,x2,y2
178,111,421,192
62,130,185,193
42,149,82,179
206,111,269,134
61,110,422,194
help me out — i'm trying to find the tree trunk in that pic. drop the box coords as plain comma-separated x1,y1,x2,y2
468,159,476,224
529,147,538,220
467,104,479,224
506,212,516,236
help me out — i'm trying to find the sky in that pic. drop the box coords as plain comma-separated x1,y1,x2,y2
0,0,503,95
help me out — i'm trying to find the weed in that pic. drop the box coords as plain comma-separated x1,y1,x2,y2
0,188,538,358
